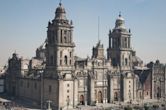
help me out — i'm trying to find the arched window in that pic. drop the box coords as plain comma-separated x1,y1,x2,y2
60,30,63,43
64,56,68,65
125,58,128,66
70,60,71,65
61,36,63,43
64,36,67,43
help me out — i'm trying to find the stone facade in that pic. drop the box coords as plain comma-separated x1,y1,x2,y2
4,2,166,110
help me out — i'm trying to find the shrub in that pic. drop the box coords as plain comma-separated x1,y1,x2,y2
124,106,132,110
144,106,149,110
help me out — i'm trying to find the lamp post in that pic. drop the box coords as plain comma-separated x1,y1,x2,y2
47,100,52,110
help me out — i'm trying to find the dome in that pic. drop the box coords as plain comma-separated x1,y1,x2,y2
115,13,125,29
55,3,66,14
55,3,67,20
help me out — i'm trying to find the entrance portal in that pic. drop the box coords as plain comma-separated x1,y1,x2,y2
80,95,85,105
114,92,118,101
98,91,103,103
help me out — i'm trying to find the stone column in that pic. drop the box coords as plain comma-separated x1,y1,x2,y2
110,77,114,102
90,78,95,105
123,78,126,102
133,76,137,101
74,79,78,107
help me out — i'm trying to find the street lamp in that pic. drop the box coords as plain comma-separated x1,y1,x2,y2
46,100,52,110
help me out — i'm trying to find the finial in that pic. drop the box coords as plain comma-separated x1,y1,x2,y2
129,28,131,33
59,0,62,6
119,11,121,17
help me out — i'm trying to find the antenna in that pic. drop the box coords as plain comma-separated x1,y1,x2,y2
98,16,100,42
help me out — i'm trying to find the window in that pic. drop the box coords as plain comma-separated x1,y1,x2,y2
61,30,63,43
67,84,70,87
125,38,127,48
125,58,128,66
49,85,52,93
70,60,71,65
129,81,131,83
129,85,130,88
64,36,67,43
64,56,68,65
67,90,69,93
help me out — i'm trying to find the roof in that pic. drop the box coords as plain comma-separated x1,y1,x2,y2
75,56,87,62
134,66,149,70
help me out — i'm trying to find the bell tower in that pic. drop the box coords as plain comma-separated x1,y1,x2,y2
45,2,75,77
92,40,104,60
44,3,77,109
107,14,132,71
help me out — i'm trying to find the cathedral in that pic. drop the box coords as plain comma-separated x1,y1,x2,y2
4,2,166,110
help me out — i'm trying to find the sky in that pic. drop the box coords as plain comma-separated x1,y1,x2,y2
0,0,166,66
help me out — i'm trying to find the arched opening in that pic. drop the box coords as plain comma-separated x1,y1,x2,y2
98,91,103,103
80,95,84,105
114,92,118,101
125,58,128,66
64,36,67,43
157,87,161,99
64,56,68,65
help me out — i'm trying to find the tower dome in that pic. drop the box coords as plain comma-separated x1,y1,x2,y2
55,3,67,20
115,13,125,29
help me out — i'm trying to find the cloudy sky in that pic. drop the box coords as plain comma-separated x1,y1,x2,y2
0,0,166,66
